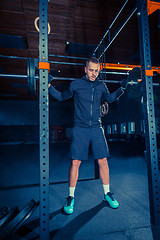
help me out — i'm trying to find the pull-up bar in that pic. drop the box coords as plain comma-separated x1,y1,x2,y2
93,0,129,55
98,6,137,60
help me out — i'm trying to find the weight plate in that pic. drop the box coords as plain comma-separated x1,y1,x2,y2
127,67,141,83
28,58,36,95
27,58,30,93
127,82,142,99
0,199,39,239
0,207,19,230
0,207,10,220
12,200,39,234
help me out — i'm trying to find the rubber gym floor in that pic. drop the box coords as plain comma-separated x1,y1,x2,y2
0,141,154,240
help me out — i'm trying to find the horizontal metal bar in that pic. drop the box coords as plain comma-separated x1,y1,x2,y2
93,0,129,54
0,74,77,81
0,71,131,80
101,63,160,74
0,55,28,60
0,55,84,66
100,71,129,75
49,61,84,66
0,73,120,82
49,54,87,60
51,77,79,81
101,80,121,83
0,54,86,62
0,74,122,79
0,74,29,78
0,73,159,86
99,6,137,59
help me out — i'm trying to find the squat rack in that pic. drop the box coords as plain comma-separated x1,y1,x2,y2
93,0,160,239
137,1,160,239
2,0,157,239
0,0,159,239
38,0,160,239
0,0,157,239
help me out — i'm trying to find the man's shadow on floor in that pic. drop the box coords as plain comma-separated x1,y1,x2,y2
50,200,109,240
15,200,109,240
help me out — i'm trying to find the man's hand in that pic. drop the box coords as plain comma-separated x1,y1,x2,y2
121,67,142,91
48,74,54,83
120,78,128,90
48,74,53,88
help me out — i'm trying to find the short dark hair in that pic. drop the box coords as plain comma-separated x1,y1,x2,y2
86,57,99,67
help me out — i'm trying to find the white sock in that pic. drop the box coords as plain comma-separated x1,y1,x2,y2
69,187,75,197
103,184,110,195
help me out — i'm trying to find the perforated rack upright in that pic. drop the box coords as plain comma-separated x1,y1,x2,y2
39,0,50,239
137,0,160,239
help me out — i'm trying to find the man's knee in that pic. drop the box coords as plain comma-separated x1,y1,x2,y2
71,159,81,168
97,158,108,167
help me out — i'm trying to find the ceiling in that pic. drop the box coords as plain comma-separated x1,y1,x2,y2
0,0,160,100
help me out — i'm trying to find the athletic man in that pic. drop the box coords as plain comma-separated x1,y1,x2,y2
48,57,125,214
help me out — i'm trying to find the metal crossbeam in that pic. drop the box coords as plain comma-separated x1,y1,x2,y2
100,63,160,74
39,0,49,239
137,0,160,239
0,54,160,73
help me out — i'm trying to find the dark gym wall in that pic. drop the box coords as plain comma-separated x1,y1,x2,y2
0,100,74,126
1,85,160,143
0,95,144,143
0,100,74,143
0,96,143,125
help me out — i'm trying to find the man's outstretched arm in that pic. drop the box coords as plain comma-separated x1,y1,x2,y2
48,84,73,101
48,74,73,101
102,83,125,104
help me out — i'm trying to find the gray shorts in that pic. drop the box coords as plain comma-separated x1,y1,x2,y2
70,126,110,160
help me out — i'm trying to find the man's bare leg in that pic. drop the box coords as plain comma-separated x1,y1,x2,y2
69,159,81,188
97,157,119,208
97,157,109,185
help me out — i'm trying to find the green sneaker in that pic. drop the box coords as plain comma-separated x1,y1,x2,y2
103,192,119,209
63,196,75,214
